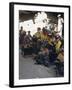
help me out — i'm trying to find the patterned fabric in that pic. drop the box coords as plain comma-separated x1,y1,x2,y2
40,32,48,41
23,35,32,48
55,40,62,52
34,32,41,39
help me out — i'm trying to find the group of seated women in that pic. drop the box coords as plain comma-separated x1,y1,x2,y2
19,26,64,77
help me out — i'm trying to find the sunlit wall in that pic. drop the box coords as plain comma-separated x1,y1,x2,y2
19,12,49,35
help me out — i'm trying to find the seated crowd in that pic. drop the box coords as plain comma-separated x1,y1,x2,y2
19,26,64,77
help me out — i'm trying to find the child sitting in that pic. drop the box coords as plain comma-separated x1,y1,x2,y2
54,48,64,76
35,46,50,67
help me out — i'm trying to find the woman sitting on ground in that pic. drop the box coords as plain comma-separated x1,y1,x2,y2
35,46,50,67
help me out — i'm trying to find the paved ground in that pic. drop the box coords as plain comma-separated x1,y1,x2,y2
19,51,57,79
